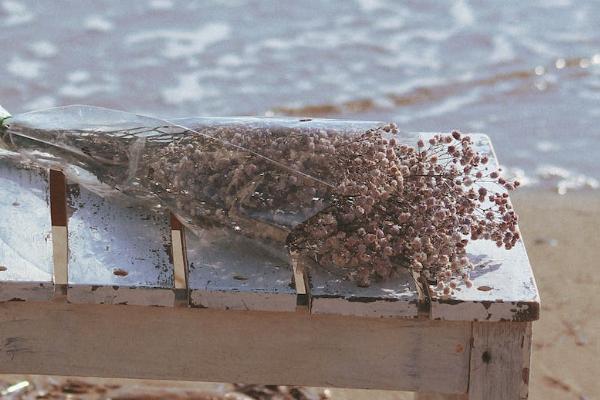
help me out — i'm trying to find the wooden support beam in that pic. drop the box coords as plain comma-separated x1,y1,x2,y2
416,393,467,400
0,301,471,394
467,322,532,400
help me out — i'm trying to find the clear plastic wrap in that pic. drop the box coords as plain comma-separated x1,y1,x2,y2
1,105,520,289
0,106,387,255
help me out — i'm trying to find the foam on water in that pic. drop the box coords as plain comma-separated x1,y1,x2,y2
535,165,600,194
149,0,174,11
29,41,58,58
450,0,474,27
1,0,33,26
355,0,386,12
126,23,231,59
83,15,114,32
24,95,57,111
489,35,516,64
6,56,43,80
161,72,218,104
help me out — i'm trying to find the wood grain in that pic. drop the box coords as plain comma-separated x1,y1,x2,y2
170,213,187,291
0,301,471,394
310,263,420,318
49,170,68,286
468,322,532,400
186,227,297,312
0,128,539,323
422,134,540,322
65,183,175,306
416,393,467,400
0,152,54,302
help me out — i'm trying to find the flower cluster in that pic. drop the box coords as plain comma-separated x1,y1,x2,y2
289,129,520,292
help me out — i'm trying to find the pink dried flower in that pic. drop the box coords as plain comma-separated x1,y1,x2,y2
289,129,521,291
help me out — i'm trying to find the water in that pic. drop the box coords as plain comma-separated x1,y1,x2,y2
1,0,599,193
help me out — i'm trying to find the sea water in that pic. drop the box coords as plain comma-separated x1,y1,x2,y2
1,0,598,193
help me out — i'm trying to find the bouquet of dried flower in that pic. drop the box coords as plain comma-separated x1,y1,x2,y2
0,105,519,292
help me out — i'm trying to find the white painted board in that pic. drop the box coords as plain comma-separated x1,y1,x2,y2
186,227,297,312
0,151,54,301
424,134,540,322
66,183,175,306
309,265,420,318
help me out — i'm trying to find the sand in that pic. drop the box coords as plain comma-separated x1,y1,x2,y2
511,190,600,400
1,189,598,399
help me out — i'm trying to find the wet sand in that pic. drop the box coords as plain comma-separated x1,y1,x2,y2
1,189,599,399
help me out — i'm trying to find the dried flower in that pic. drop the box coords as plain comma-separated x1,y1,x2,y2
289,129,520,293
7,111,519,295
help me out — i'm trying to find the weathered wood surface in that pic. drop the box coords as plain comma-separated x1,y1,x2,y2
309,264,420,318
0,127,539,321
186,227,297,312
0,123,538,397
65,183,175,306
170,214,187,291
416,393,467,400
0,151,54,302
423,134,540,322
467,322,532,400
0,301,472,394
49,170,68,288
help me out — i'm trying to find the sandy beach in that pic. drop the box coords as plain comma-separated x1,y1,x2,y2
1,189,599,399
512,190,600,400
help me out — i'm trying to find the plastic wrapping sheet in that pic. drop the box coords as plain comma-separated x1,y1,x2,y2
1,105,519,289
0,106,392,277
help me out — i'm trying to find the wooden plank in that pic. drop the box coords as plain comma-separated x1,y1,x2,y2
425,134,540,322
310,264,420,318
186,227,297,312
170,213,187,290
416,393,467,400
0,301,471,394
49,170,68,288
468,322,532,400
65,183,175,306
0,151,54,302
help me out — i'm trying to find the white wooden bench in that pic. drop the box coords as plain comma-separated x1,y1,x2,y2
0,124,539,400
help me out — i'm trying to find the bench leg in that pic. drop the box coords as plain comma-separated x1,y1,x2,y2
467,322,532,400
417,321,532,400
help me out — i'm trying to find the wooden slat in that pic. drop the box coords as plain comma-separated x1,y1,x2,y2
0,151,54,302
65,183,175,306
309,264,420,318
49,170,68,287
186,227,297,312
170,213,187,291
468,322,532,400
425,134,540,322
416,393,467,400
0,301,472,394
